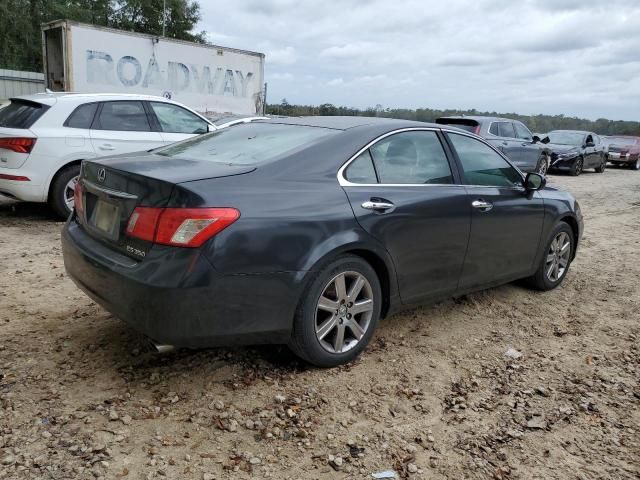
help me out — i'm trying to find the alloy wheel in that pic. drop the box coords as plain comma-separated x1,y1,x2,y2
545,231,571,282
538,155,549,175
314,271,374,354
64,175,78,212
574,158,583,175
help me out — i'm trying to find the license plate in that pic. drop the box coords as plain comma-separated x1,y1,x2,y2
93,199,118,234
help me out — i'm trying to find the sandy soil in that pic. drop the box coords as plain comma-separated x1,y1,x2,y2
0,168,638,480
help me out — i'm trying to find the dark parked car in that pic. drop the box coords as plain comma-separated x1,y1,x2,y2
546,130,607,176
603,136,640,170
62,117,583,367
436,116,551,175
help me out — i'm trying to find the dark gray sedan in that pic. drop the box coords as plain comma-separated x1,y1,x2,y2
436,116,551,175
62,117,583,367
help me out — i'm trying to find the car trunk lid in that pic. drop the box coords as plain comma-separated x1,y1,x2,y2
77,153,255,258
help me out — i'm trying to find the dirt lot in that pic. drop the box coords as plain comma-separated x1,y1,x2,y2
0,168,638,480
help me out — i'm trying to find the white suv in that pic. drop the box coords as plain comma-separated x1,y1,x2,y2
0,92,214,217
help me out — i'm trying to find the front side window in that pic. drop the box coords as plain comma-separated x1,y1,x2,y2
149,102,209,134
497,122,516,138
95,101,150,131
65,103,98,129
448,133,522,187
369,131,453,184
513,122,533,140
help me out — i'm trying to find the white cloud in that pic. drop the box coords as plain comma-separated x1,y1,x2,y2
198,0,640,120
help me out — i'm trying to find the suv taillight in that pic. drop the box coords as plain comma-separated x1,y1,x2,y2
0,137,36,154
126,207,240,247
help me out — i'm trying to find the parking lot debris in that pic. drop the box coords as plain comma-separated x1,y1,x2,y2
371,470,398,479
504,348,523,359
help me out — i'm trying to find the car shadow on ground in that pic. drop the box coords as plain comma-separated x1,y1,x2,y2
0,197,61,222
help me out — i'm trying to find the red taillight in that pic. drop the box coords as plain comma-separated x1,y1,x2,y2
126,207,240,248
0,137,36,154
73,181,85,216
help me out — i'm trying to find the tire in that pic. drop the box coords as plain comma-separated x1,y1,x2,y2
525,222,574,291
49,164,80,219
594,155,606,173
536,153,550,176
632,158,640,171
569,156,583,176
288,254,382,367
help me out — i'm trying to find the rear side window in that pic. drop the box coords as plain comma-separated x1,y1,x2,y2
64,103,98,129
149,102,209,134
369,131,453,184
489,123,500,135
0,100,49,129
156,122,339,165
497,122,516,138
345,151,377,183
94,101,151,131
448,133,522,187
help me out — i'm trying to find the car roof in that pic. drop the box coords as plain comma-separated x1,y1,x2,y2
548,130,593,134
11,92,184,106
260,115,440,131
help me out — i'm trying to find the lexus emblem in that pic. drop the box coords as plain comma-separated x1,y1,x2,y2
97,168,106,183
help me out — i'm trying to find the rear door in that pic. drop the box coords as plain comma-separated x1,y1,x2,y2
444,132,544,289
89,101,164,156
511,122,541,172
146,101,211,144
340,129,470,304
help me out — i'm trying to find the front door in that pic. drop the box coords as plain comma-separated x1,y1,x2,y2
445,132,545,290
341,130,471,304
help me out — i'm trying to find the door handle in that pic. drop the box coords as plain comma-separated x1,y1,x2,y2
99,144,115,151
362,200,395,211
471,199,493,212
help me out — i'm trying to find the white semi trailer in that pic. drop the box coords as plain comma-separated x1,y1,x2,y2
41,20,266,115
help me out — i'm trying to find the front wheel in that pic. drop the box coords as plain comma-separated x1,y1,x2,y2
49,164,80,219
536,153,550,176
569,157,583,176
288,255,382,367
525,222,574,291
632,158,640,171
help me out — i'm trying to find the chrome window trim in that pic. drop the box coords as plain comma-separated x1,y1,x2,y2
337,127,526,189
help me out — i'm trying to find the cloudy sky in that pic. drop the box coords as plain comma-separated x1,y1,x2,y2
198,0,640,121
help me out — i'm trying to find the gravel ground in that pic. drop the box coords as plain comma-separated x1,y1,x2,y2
0,168,639,480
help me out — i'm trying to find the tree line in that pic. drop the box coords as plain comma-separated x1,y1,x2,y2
0,0,204,72
267,101,640,136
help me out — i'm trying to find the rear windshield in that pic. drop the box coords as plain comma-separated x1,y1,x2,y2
156,122,339,165
0,100,49,129
435,118,479,133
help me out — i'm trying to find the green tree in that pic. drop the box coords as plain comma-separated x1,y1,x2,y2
0,0,204,72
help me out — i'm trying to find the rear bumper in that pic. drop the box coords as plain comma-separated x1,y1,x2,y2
62,219,298,347
0,172,47,202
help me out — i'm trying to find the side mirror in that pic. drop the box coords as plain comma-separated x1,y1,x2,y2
585,141,595,147
525,172,546,191
532,135,541,143
207,123,216,133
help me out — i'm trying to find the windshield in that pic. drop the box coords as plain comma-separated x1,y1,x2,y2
606,137,638,146
155,122,339,165
0,100,49,128
546,132,585,146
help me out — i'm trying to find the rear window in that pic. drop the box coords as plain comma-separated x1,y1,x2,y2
156,122,339,165
0,100,49,129
65,103,99,129
436,118,479,133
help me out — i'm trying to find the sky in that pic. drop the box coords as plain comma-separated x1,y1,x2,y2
198,0,640,121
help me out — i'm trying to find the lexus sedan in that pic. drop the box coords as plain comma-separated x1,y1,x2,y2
603,136,640,170
546,130,607,176
62,117,583,367
436,116,551,175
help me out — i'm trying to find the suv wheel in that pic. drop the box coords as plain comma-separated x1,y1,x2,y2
569,157,583,176
289,255,382,367
526,222,574,291
536,153,549,175
49,164,80,219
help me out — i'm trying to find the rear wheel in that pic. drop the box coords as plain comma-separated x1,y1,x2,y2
525,222,574,291
288,255,382,367
536,153,550,176
569,156,583,176
49,164,80,219
594,155,606,173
